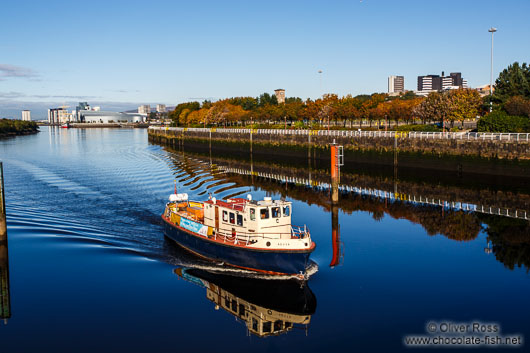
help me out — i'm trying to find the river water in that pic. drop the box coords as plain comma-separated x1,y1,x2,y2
0,127,529,352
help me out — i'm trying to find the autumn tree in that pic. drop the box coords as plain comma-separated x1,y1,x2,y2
413,92,450,124
169,101,200,126
504,96,530,118
446,89,482,126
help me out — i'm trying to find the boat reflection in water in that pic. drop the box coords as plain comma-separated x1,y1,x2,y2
174,266,316,337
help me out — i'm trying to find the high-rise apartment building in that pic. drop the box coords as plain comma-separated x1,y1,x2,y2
47,108,72,124
138,105,151,114
388,76,405,93
21,110,31,121
156,104,167,113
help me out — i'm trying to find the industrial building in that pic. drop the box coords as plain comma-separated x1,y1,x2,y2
78,110,145,123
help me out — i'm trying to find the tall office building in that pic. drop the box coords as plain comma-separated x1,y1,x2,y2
388,76,405,93
138,105,151,114
274,89,285,104
156,104,167,113
418,72,467,92
21,110,31,121
417,75,442,91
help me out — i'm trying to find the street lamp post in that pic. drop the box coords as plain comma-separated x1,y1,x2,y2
318,70,323,98
488,27,497,112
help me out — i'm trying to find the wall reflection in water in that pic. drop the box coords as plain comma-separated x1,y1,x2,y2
163,146,530,272
174,266,316,337
0,210,10,324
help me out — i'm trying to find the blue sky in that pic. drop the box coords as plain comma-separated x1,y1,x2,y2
1,0,529,119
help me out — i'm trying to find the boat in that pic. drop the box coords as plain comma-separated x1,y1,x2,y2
174,267,316,337
162,193,315,277
60,122,70,129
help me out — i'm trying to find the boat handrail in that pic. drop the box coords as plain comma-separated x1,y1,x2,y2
213,226,310,245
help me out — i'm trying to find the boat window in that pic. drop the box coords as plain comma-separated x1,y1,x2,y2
263,321,272,333
229,212,235,224
260,208,269,219
239,303,246,317
222,210,228,222
237,214,243,226
283,205,290,217
271,207,280,218
249,208,256,221
252,318,258,331
232,299,237,312
274,320,283,331
225,296,230,308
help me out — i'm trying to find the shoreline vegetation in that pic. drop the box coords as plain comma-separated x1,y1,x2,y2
169,62,530,134
0,119,39,138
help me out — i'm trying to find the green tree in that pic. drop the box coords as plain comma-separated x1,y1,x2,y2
257,92,278,107
494,62,530,102
477,110,530,132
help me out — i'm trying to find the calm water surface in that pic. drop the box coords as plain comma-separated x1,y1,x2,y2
0,127,529,352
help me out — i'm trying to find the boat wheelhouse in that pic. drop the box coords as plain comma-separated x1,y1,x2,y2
162,194,315,276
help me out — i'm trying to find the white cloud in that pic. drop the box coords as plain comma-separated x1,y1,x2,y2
0,64,38,79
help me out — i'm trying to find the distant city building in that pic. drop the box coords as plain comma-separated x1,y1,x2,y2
274,89,285,104
79,111,145,123
476,84,494,97
21,110,31,121
417,75,441,91
156,104,167,113
48,108,67,124
76,102,91,122
388,76,405,93
138,105,151,114
417,72,467,93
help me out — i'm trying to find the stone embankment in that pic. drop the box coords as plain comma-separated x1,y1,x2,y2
148,127,530,177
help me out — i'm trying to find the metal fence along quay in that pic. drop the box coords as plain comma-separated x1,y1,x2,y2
148,127,530,142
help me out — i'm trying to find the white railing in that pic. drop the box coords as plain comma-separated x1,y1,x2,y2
149,126,530,142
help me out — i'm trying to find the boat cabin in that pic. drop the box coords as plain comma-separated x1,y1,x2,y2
203,196,293,239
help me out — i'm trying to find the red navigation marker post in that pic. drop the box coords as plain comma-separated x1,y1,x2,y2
329,142,343,267
330,140,343,204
